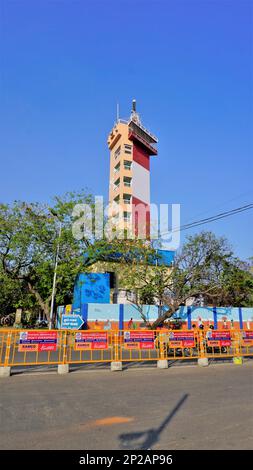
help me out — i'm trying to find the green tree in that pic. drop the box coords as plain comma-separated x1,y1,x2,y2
109,232,253,328
0,191,94,323
214,258,253,307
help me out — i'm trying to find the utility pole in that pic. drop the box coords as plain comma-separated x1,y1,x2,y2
49,215,62,330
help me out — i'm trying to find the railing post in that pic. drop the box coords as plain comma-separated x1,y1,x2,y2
63,330,69,363
157,330,168,369
232,330,243,365
198,330,209,367
58,330,69,374
4,331,12,366
0,331,12,377
111,330,122,371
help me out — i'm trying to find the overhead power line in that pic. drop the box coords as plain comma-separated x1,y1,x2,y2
160,203,253,236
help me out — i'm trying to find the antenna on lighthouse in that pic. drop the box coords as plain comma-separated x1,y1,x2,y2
131,99,140,124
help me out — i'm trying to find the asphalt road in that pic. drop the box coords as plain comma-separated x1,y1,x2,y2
0,362,252,450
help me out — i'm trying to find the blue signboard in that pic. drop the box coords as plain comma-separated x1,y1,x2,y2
61,314,84,330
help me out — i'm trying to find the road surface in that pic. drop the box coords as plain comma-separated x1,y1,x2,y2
0,362,252,450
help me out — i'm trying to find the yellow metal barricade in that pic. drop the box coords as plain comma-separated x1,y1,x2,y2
0,329,9,366
236,329,253,357
200,329,241,359
66,329,115,364
0,328,252,369
118,329,161,362
159,329,199,360
0,329,65,367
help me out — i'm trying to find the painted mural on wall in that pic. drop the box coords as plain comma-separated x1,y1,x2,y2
57,304,253,330
72,273,110,307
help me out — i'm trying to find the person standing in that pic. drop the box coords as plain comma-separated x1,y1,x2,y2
198,317,204,329
94,319,100,330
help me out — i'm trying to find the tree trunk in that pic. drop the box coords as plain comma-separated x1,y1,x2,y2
27,282,50,323
151,306,178,329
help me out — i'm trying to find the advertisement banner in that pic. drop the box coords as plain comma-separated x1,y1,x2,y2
242,330,253,347
168,331,195,348
74,331,108,350
124,331,155,349
207,330,231,347
18,331,58,352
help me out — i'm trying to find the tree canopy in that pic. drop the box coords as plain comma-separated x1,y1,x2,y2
0,191,94,322
108,232,253,328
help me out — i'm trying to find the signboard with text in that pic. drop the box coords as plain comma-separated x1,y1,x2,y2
74,331,108,350
242,330,253,347
207,330,231,347
18,331,58,352
168,331,195,348
123,331,155,349
61,314,84,330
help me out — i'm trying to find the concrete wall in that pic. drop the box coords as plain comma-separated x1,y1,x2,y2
57,304,253,330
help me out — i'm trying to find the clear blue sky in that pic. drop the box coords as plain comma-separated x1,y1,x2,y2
0,0,252,259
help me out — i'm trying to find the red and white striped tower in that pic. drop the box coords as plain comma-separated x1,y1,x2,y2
108,100,158,239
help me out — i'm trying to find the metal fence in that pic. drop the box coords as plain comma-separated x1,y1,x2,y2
0,328,252,369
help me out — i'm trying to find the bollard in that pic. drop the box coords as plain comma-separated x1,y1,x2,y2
157,359,168,369
58,364,69,374
198,357,209,367
0,366,11,377
233,357,243,365
111,361,122,371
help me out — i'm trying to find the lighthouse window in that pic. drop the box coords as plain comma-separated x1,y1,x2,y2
114,162,120,173
124,160,132,170
123,194,131,204
114,146,121,159
123,176,132,187
114,178,120,190
124,212,131,221
124,144,132,154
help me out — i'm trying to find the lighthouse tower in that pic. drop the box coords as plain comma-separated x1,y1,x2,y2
107,101,158,238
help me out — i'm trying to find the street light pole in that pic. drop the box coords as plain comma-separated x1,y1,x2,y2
155,249,162,317
49,220,62,330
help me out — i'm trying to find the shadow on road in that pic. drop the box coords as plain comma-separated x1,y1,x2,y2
118,393,188,450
